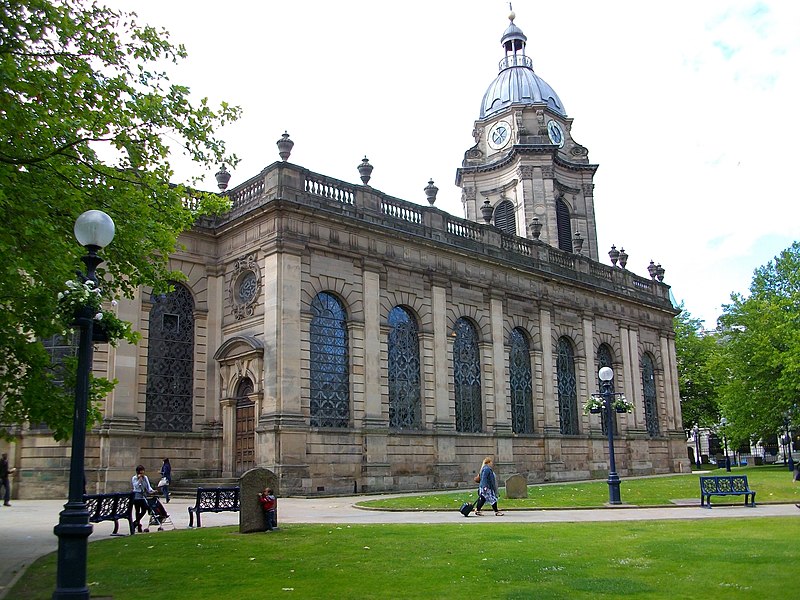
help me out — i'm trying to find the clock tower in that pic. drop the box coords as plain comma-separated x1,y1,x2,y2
456,11,599,259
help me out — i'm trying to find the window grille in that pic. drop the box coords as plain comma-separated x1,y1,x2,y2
642,353,659,436
309,292,350,428
556,336,579,434
145,283,194,432
453,318,482,433
388,306,421,430
510,328,533,434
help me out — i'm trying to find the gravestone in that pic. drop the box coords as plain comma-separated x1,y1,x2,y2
504,473,528,499
239,467,279,533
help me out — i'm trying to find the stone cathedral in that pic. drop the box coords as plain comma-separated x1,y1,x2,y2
14,14,687,498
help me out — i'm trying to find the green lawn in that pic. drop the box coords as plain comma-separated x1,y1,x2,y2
357,465,800,510
13,518,800,599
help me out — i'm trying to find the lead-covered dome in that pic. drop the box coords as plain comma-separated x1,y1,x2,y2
480,13,565,119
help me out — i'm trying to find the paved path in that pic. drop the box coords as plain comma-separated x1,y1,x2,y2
1,497,798,598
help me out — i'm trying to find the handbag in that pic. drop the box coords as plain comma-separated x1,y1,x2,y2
473,474,480,483
157,477,168,488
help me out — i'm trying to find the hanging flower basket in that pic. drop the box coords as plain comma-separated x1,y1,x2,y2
612,396,634,413
584,396,605,415
57,279,139,347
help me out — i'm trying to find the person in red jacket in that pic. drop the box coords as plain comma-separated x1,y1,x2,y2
257,487,278,531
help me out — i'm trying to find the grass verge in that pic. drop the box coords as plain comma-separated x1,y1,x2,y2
13,517,800,599
357,465,800,510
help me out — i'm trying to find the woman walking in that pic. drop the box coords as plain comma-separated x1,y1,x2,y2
159,458,172,503
474,457,503,516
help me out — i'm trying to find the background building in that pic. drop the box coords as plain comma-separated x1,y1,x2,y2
12,14,688,498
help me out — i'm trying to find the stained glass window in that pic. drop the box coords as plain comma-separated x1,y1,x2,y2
510,328,533,434
310,292,350,428
145,283,194,432
642,353,659,437
454,318,482,433
556,198,573,252
556,336,579,435
388,306,421,430
597,344,616,436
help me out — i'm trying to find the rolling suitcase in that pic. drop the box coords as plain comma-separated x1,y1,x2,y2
459,501,474,517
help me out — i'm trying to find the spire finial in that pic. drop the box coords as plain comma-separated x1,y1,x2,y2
508,3,515,22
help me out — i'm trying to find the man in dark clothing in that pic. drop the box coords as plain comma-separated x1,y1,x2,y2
0,453,13,506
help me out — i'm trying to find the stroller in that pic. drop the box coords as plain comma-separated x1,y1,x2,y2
145,494,175,531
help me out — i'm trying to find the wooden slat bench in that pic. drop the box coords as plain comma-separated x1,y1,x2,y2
699,475,756,508
188,486,240,527
83,491,135,535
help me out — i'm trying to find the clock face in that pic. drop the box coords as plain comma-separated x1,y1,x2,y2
547,120,565,148
487,121,511,150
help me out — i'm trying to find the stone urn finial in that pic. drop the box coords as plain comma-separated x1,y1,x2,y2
647,260,658,279
573,231,584,254
618,247,628,269
277,131,294,161
358,156,373,185
656,263,665,282
528,217,542,239
609,245,620,267
215,164,231,191
480,199,494,223
424,179,438,205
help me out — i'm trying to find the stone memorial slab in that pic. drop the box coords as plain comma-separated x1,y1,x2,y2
504,473,528,499
239,467,278,533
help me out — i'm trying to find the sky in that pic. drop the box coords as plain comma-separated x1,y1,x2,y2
107,0,800,329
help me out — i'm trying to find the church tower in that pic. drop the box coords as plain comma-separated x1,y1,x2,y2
456,11,599,260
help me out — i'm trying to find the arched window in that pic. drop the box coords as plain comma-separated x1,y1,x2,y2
145,283,194,432
642,353,659,437
310,292,349,428
510,328,533,434
453,318,482,433
556,198,573,252
556,336,579,435
596,344,616,436
388,306,421,430
493,199,516,236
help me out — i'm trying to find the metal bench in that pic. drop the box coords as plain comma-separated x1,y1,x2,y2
83,491,135,535
699,475,756,508
188,486,240,527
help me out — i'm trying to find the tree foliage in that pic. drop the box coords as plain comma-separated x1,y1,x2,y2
0,0,240,439
673,306,720,429
715,242,800,446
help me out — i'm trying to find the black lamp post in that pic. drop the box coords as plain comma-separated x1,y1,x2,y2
598,367,622,505
53,210,115,600
693,424,702,469
719,417,731,472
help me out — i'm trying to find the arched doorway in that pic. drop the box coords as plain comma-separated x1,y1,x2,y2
235,378,255,476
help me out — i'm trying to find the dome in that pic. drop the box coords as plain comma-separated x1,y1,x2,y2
480,68,565,118
480,15,566,119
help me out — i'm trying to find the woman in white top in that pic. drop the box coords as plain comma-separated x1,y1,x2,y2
131,464,155,532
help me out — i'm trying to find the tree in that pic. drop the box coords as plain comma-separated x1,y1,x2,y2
673,306,720,429
0,0,240,439
715,242,800,446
